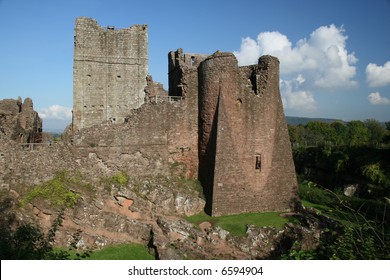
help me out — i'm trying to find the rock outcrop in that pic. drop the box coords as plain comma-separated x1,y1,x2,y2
0,97,42,143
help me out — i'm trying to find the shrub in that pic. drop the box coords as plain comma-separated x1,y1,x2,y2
20,171,92,208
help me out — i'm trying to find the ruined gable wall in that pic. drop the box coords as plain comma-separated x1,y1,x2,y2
73,17,148,131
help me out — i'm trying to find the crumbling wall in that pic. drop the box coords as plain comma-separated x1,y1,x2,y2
71,98,199,178
73,17,148,131
144,75,168,100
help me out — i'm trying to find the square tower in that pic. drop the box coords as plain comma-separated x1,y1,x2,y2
73,17,148,131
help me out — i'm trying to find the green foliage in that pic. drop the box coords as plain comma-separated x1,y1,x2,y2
186,211,292,236
365,119,387,147
0,205,91,260
100,171,129,192
288,118,389,148
298,181,336,207
112,171,129,185
288,182,390,259
285,222,389,260
289,139,390,259
361,163,386,185
20,171,93,208
293,146,390,197
83,243,154,260
347,120,370,146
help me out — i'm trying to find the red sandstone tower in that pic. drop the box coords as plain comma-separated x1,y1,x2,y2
197,52,298,216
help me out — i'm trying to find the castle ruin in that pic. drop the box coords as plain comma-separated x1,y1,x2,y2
73,17,148,131
72,18,297,216
1,17,297,218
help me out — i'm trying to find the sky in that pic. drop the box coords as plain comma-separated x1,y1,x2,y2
0,0,389,131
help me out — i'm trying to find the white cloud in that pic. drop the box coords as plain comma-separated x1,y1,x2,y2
280,76,317,111
368,92,390,105
234,24,358,89
39,105,72,120
366,61,390,87
233,37,261,66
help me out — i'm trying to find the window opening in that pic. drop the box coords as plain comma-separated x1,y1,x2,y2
255,155,261,170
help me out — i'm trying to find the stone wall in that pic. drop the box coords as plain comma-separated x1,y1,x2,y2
72,99,199,179
73,17,148,131
198,53,298,216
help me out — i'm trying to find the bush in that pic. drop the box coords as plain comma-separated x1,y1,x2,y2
20,171,93,208
0,207,91,260
100,171,129,193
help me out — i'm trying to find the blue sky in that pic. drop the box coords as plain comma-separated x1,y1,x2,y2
0,0,389,131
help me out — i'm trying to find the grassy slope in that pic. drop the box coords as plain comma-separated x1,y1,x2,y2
186,211,293,236
84,243,154,260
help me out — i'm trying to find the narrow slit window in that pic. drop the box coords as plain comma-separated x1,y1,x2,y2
255,155,261,170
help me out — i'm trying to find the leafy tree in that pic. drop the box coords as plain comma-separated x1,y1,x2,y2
330,121,347,146
347,121,369,146
364,119,386,147
288,124,306,146
383,121,390,143
304,122,332,146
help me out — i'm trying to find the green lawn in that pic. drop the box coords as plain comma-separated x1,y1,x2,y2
186,211,294,236
84,243,154,260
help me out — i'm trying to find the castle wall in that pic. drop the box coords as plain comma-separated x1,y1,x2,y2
198,53,298,216
73,17,148,131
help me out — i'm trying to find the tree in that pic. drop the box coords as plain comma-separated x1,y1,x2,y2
288,124,305,146
304,121,335,146
346,121,369,146
364,119,386,147
330,121,347,146
384,121,390,143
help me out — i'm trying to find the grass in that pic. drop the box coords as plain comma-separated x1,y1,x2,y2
82,243,154,260
186,211,293,237
299,182,390,227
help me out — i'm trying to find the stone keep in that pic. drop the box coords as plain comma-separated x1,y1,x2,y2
73,17,148,131
197,52,298,216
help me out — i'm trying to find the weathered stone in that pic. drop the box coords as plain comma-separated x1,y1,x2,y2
174,192,205,217
0,97,42,143
73,17,148,131
197,52,298,216
344,184,357,197
157,217,198,240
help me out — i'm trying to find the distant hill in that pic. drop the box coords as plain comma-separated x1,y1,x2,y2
286,116,343,126
42,119,70,133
